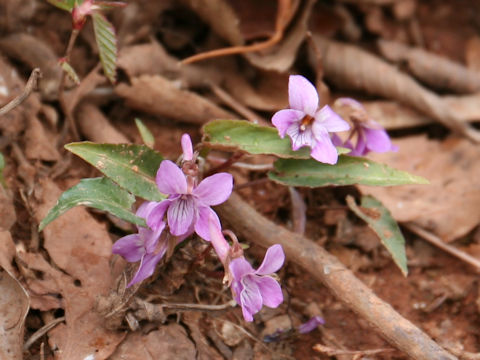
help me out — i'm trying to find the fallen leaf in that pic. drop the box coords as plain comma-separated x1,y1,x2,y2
31,178,125,359
110,323,196,360
359,136,480,242
0,267,29,360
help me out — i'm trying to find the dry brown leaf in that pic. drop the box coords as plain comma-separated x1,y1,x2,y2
244,0,314,72
110,324,196,359
0,267,29,360
0,189,16,231
378,39,480,93
0,33,62,100
0,231,16,274
24,116,60,161
77,103,129,144
359,136,480,242
115,75,234,124
182,312,223,360
465,36,480,73
30,178,125,359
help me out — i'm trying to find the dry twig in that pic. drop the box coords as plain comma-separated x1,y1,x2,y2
0,68,41,117
218,193,457,360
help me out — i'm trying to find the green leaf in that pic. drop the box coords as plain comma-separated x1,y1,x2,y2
60,60,81,85
346,195,408,276
202,119,312,158
92,12,117,83
268,156,429,187
135,118,155,148
39,177,146,231
46,0,76,11
65,142,165,201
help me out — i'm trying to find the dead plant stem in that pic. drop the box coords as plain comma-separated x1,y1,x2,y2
0,68,41,117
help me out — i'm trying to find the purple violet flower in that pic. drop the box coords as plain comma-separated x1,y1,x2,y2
229,244,285,322
147,160,233,241
272,75,350,164
297,316,325,334
181,133,194,161
112,202,167,287
333,98,398,156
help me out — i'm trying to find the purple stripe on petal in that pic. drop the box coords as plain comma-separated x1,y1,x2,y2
286,123,314,151
256,244,285,275
272,109,304,138
193,172,233,206
156,160,187,195
288,75,318,115
255,276,283,308
167,197,195,236
240,276,263,322
229,257,253,283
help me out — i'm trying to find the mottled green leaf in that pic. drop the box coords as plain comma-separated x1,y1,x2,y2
0,153,5,187
65,142,165,201
346,195,408,276
39,177,145,231
135,118,154,148
268,156,429,187
92,12,117,83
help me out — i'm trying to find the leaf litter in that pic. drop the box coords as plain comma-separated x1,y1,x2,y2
2,0,480,359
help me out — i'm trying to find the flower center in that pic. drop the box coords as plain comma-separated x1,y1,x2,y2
299,114,314,131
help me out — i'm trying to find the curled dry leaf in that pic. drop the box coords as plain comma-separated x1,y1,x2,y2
0,231,16,274
30,178,125,359
313,36,480,142
359,136,480,242
378,39,480,93
0,33,62,100
0,267,29,360
115,75,234,124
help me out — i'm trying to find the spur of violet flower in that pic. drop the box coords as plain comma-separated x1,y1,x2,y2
229,244,285,322
333,98,398,156
112,202,168,286
272,75,350,164
147,160,233,241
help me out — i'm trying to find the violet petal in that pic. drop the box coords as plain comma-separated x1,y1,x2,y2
364,128,394,153
181,133,193,161
297,316,325,334
272,109,304,138
310,132,338,164
195,206,220,241
155,160,187,195
288,75,318,116
255,276,283,308
127,250,166,287
240,276,263,322
146,199,170,231
314,105,350,133
112,234,144,262
229,257,253,283
193,172,233,206
255,244,285,275
286,123,314,151
167,197,195,236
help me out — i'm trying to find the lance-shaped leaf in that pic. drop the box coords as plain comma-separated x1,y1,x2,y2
65,142,165,201
346,195,408,276
269,156,429,187
39,177,146,231
46,0,76,11
135,118,154,148
60,60,81,85
92,12,117,83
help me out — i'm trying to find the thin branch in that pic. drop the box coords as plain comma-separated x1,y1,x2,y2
24,317,65,350
217,193,457,360
0,68,41,117
181,0,292,65
405,223,480,272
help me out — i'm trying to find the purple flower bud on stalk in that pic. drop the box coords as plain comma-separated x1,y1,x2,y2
181,133,194,161
272,75,350,164
112,202,167,287
333,98,398,156
297,315,325,334
147,160,233,241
